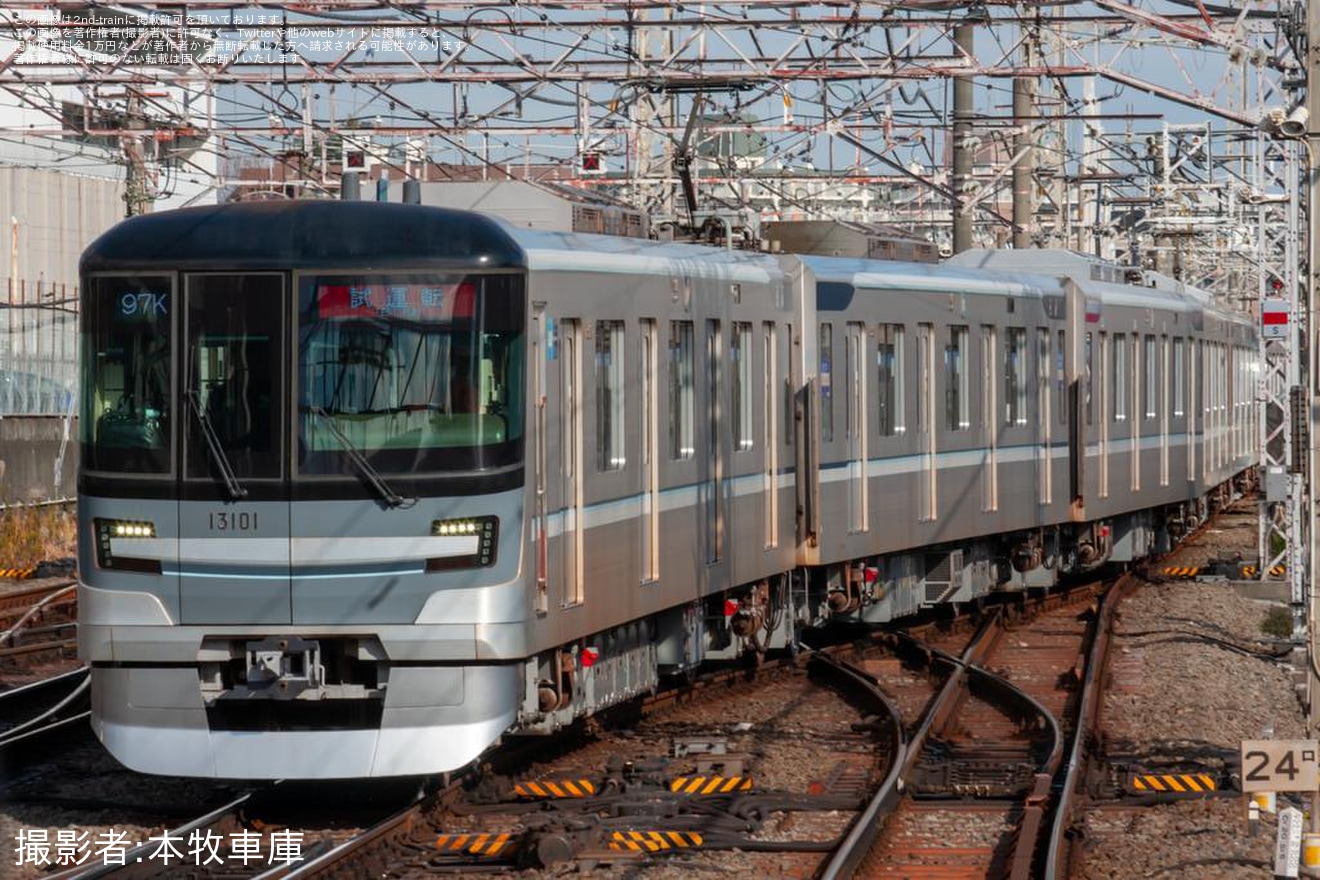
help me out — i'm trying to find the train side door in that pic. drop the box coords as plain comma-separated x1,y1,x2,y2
558,318,584,607
1065,281,1086,516
917,323,936,522
1160,335,1170,486
178,273,291,625
532,305,550,613
980,324,998,512
846,321,867,532
705,319,724,564
640,319,659,584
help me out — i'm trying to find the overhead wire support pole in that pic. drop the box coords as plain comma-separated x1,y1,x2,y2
1011,18,1037,250
952,15,977,254
1306,0,1320,743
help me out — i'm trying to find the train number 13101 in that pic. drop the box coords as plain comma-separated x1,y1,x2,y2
208,511,259,532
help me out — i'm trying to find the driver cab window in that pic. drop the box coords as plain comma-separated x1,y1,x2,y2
81,276,173,475
184,274,284,480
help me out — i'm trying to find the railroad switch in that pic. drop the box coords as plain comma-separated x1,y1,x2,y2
447,750,868,868
911,740,1038,797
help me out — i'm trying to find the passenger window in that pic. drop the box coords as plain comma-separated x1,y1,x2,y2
1112,333,1127,422
669,320,694,460
946,325,969,431
732,322,753,452
1144,335,1157,420
1005,327,1026,426
878,323,905,436
820,323,834,442
596,320,625,471
1057,330,1067,427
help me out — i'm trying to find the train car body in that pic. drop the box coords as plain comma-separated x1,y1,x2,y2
77,201,1256,778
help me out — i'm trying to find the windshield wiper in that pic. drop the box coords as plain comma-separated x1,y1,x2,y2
186,389,248,499
310,406,416,509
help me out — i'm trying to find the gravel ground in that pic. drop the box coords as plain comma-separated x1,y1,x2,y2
1079,500,1304,879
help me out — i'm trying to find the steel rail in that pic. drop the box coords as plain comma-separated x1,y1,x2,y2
0,579,77,620
822,600,1081,878
0,667,88,746
1043,574,1136,879
813,651,908,880
0,710,91,752
50,791,263,880
261,798,426,879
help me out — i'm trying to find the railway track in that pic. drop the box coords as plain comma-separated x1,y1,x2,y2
41,780,423,880
0,665,89,755
8,508,1261,879
814,590,1081,879
0,578,76,628
249,647,895,878
0,578,78,672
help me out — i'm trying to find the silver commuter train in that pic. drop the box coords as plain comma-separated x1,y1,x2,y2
77,201,1256,778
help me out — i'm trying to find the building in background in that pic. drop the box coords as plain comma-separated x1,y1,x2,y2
0,7,218,416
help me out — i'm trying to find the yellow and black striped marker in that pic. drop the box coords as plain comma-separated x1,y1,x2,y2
434,833,515,857
513,779,597,799
669,776,754,795
1161,567,1200,578
1128,773,1216,794
0,567,34,579
608,830,704,852
1240,565,1287,577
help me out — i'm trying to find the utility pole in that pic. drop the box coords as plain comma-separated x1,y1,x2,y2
951,17,976,254
1012,19,1037,250
121,91,151,217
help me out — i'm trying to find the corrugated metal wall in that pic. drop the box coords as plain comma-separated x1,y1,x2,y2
0,166,123,286
1,166,122,415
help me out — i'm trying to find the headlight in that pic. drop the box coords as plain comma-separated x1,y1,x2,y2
94,518,162,573
427,516,499,571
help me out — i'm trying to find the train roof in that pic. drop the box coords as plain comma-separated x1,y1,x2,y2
946,248,1219,311
504,224,781,284
800,254,1055,298
81,200,527,272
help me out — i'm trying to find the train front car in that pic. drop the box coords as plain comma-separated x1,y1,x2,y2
78,201,529,778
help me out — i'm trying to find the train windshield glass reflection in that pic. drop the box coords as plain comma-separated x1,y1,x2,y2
81,275,173,475
298,272,524,476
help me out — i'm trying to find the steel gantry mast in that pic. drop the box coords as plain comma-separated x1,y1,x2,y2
0,3,1291,241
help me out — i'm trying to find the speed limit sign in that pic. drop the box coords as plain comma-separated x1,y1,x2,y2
1241,740,1320,792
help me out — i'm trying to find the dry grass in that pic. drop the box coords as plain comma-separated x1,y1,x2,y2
0,504,77,568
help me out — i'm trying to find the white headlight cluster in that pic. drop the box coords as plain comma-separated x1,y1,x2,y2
94,517,161,573
432,520,481,536
426,516,499,571
112,522,156,538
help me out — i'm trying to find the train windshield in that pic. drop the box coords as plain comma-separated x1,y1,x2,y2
298,272,524,475
81,276,173,475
